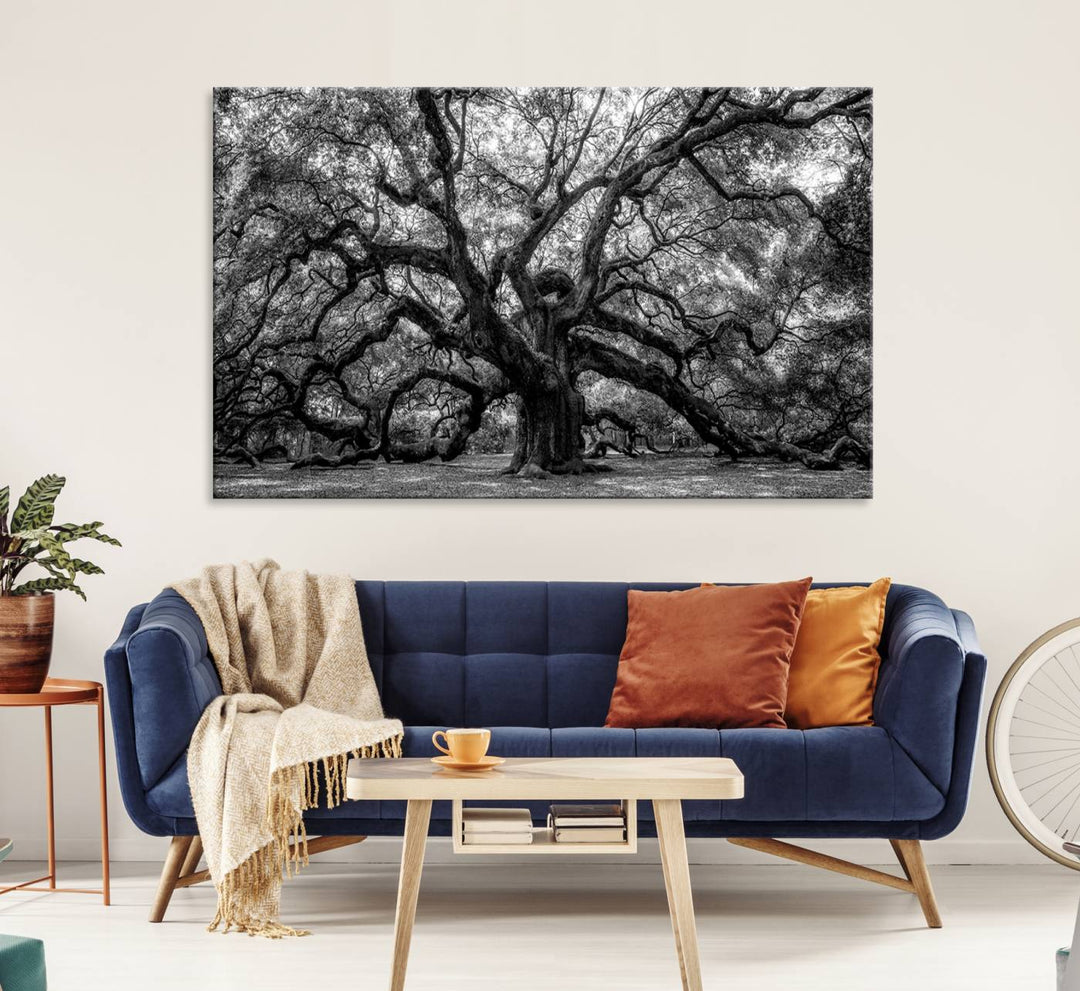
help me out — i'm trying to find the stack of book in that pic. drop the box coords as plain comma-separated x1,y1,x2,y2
460,808,534,845
548,803,627,843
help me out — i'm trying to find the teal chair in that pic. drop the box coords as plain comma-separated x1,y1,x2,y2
0,841,48,991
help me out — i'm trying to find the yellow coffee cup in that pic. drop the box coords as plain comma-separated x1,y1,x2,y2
432,727,491,763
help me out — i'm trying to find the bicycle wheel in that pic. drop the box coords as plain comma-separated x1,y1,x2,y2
988,618,1080,870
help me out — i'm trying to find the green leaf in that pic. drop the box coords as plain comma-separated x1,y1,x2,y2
51,523,120,547
11,475,66,531
12,576,74,595
37,532,72,573
50,522,102,540
34,558,70,575
0,486,8,533
69,558,104,576
14,573,86,601
11,528,49,543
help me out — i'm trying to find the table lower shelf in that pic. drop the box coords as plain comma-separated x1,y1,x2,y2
451,798,638,854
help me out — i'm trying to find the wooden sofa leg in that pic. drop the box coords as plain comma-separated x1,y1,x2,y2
729,837,944,929
892,839,942,929
180,836,203,878
728,837,912,892
150,836,193,923
889,839,912,881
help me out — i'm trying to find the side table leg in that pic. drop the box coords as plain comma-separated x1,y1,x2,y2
654,799,703,991
96,688,111,905
391,799,431,991
44,705,56,889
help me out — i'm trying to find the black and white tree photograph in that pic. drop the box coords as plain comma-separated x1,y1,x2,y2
213,87,872,498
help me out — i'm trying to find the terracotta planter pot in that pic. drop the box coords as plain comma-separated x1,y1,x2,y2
0,593,55,694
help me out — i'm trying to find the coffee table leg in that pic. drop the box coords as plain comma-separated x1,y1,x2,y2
391,799,432,991
656,802,687,986
654,799,702,991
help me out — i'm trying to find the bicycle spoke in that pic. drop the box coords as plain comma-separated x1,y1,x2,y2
1056,655,1080,700
1010,747,1080,755
1055,784,1080,837
1040,773,1080,820
1026,682,1080,723
1013,700,1080,733
1018,762,1080,791
1012,753,1080,773
1012,717,1080,738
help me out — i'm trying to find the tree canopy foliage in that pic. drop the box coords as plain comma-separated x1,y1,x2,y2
214,87,872,481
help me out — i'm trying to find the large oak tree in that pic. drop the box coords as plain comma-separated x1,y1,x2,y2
214,87,872,477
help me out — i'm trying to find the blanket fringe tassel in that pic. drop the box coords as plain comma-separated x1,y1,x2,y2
208,734,403,938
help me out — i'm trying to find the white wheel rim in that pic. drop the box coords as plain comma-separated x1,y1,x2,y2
990,620,1080,869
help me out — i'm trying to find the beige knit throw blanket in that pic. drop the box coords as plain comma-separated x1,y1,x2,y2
171,560,403,938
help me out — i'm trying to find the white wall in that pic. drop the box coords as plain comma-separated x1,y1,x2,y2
1,0,1077,866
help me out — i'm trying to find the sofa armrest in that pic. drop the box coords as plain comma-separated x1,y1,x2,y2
951,608,984,661
918,611,987,839
124,590,223,792
874,585,967,795
104,604,177,835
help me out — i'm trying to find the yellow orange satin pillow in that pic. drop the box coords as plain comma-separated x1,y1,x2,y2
784,578,892,729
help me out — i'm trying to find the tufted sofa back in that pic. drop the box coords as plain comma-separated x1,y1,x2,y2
358,581,699,728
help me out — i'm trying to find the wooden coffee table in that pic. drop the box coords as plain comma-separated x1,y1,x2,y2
346,756,743,991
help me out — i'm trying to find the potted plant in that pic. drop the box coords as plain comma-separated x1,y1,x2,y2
0,475,120,693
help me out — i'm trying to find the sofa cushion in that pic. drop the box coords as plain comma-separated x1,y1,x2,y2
785,579,891,729
605,580,812,729
635,728,723,822
720,726,929,821
464,654,548,727
547,654,620,727
144,752,383,824
143,724,944,827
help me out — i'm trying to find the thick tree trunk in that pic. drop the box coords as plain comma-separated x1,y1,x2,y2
504,399,530,474
499,297,614,476
506,380,610,476
521,384,582,472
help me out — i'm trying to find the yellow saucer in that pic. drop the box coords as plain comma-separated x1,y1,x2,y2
431,755,506,771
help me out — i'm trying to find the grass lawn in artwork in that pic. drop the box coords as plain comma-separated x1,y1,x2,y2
215,454,870,500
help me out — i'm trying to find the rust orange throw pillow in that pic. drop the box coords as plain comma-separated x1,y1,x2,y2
604,579,812,730
784,578,892,729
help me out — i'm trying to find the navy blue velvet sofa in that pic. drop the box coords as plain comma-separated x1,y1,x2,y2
104,581,986,924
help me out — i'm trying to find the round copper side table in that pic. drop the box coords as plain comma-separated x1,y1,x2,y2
0,678,110,904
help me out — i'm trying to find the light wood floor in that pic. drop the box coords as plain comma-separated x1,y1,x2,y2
0,859,1074,989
